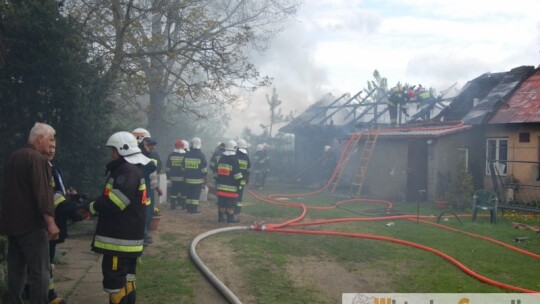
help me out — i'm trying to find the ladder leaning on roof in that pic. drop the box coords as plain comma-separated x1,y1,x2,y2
348,132,379,197
330,133,362,193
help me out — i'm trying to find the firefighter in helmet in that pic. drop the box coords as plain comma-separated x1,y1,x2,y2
321,145,337,185
165,139,187,210
181,137,207,213
252,143,270,189
216,140,243,223
88,131,150,304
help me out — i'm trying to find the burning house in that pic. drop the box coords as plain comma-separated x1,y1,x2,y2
280,65,540,210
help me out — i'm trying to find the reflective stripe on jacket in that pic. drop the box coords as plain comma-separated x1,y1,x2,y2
236,150,251,186
216,154,243,198
91,158,146,257
93,235,144,253
54,192,66,208
181,148,208,185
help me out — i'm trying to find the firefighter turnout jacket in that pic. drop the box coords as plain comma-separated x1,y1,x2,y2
181,148,208,185
253,150,270,173
236,149,251,187
216,154,243,198
90,158,147,257
209,147,225,177
165,149,185,183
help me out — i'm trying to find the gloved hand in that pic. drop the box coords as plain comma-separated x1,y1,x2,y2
82,200,97,217
72,206,91,221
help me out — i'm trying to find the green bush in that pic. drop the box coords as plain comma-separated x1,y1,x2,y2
447,161,473,209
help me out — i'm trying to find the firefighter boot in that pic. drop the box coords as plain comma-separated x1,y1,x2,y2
49,297,67,304
178,197,186,210
48,269,67,304
227,209,239,223
190,204,200,214
126,281,136,304
218,208,226,222
180,197,187,210
234,205,242,215
109,287,128,304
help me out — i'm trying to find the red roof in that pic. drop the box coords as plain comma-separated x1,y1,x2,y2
489,70,540,124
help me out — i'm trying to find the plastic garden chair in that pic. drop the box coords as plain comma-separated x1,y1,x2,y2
471,189,499,224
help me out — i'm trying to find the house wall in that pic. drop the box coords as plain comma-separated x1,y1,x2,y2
292,127,486,203
363,139,408,201
354,130,484,203
485,124,540,187
427,129,484,201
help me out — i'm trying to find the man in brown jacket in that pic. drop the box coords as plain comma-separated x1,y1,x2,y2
0,122,60,304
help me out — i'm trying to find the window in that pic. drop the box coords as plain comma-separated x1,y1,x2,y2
519,132,530,143
486,138,508,176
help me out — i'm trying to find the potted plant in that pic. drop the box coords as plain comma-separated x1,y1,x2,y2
150,207,162,231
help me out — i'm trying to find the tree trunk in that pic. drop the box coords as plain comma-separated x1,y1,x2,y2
147,10,168,145
148,87,168,145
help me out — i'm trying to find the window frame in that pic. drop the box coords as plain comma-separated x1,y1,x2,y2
485,137,508,176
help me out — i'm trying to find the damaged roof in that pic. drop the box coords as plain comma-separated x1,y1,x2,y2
281,65,539,138
379,65,539,136
489,69,540,124
279,93,350,134
434,71,505,121
462,65,536,124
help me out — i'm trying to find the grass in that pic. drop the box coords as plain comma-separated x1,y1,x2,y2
140,184,540,302
137,231,200,303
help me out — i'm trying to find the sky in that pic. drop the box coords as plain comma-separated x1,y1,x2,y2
225,0,540,138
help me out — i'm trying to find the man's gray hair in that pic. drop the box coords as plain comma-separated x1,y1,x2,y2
28,122,55,143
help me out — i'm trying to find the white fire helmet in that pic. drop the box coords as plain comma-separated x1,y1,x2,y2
324,145,331,152
106,131,150,165
191,137,202,149
182,139,190,150
237,138,248,149
132,128,151,144
225,140,238,151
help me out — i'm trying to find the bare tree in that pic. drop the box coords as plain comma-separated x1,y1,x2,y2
260,87,293,139
365,69,388,103
64,0,300,142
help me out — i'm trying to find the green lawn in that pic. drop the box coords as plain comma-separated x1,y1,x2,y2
137,184,540,303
